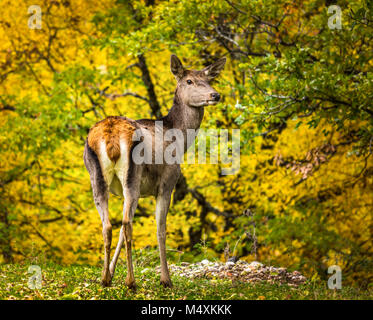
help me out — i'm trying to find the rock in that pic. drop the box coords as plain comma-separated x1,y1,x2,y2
248,261,263,269
277,267,287,274
141,268,151,274
208,267,218,272
201,259,210,265
169,259,305,286
227,256,239,263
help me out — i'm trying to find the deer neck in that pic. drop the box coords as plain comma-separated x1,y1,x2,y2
163,90,205,133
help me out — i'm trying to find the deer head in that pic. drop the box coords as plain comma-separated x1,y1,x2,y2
171,55,226,107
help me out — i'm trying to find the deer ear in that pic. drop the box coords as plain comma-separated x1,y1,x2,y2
202,57,226,80
170,54,184,81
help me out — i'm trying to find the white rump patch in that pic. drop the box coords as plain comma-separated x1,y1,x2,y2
114,139,130,187
98,140,115,186
97,139,130,194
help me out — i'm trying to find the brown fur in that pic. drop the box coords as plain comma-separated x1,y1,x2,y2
88,116,136,163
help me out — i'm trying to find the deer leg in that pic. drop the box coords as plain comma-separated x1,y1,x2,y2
122,187,139,290
109,226,124,277
92,180,112,287
92,183,112,287
98,198,112,287
156,191,172,288
107,189,137,287
84,141,113,287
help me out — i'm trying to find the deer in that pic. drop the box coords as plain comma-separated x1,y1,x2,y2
83,54,226,289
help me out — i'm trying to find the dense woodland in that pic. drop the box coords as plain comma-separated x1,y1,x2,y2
0,0,372,287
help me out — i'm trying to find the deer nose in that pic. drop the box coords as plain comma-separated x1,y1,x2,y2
211,93,220,101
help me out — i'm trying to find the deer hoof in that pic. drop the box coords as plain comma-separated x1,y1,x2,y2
101,271,112,287
101,278,112,287
126,278,137,290
160,279,173,288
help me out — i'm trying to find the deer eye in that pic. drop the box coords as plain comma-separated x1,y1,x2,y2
186,79,193,85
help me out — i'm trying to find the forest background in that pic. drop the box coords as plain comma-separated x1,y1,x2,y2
0,0,372,288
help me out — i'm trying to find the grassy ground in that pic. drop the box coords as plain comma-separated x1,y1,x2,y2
0,261,371,300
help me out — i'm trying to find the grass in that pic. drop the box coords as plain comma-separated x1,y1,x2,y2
0,261,371,300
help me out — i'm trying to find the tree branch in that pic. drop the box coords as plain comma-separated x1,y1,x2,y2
137,54,163,118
